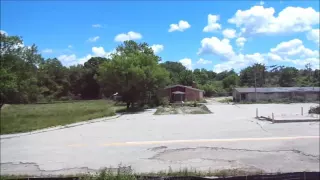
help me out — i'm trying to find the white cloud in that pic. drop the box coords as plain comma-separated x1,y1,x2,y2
58,47,115,66
291,57,319,69
259,1,265,5
236,37,246,47
58,54,77,66
0,30,7,36
92,46,115,58
270,39,318,58
92,47,106,57
151,44,164,54
68,45,73,48
92,24,102,28
87,36,100,42
168,20,191,32
179,58,193,70
267,39,319,69
228,6,319,36
197,58,212,65
306,29,320,45
42,49,53,53
114,31,142,42
213,53,265,73
222,29,237,39
203,14,221,32
197,37,235,60
267,53,283,61
78,54,92,65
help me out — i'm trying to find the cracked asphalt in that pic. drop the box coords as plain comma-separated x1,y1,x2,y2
1,102,319,176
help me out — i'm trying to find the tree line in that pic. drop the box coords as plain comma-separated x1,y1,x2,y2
1,33,319,107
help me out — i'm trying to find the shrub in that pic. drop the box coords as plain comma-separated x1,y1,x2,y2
159,97,169,107
309,106,320,114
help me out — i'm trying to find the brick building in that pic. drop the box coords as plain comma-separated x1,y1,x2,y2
159,83,204,102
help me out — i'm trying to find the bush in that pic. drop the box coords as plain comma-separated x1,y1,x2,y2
193,101,197,107
159,97,169,107
59,96,71,101
309,106,320,114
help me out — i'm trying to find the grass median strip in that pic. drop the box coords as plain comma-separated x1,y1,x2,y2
1,100,125,135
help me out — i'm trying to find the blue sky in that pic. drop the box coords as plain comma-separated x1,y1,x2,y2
1,1,319,72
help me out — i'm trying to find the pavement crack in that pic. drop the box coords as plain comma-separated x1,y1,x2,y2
149,146,319,161
255,122,268,132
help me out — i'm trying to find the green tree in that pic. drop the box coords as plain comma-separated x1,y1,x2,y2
279,67,298,87
160,61,188,84
222,74,239,91
97,40,170,108
0,33,43,105
240,63,266,87
37,58,70,100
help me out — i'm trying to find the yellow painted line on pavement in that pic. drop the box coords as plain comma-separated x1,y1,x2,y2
67,143,87,147
98,136,319,147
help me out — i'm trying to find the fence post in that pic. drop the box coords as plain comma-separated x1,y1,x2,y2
272,113,274,123
301,107,303,116
256,108,258,118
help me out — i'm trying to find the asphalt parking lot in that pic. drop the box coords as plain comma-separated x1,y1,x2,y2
1,102,319,176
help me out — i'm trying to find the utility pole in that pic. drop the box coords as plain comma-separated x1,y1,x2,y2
254,66,257,102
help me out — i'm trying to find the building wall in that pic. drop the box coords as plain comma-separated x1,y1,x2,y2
234,91,320,102
185,88,202,101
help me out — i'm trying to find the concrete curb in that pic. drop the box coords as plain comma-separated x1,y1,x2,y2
0,115,121,140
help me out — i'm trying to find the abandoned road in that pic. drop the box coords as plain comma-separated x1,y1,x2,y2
1,103,319,176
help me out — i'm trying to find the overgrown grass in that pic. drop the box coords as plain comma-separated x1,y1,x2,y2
1,100,122,134
218,97,233,103
0,167,265,180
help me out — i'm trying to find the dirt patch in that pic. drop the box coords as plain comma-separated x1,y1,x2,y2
154,105,212,115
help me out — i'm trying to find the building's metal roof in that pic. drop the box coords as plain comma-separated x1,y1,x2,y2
234,87,320,93
164,84,204,92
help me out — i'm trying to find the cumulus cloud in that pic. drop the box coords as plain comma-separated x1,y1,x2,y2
168,20,191,32
213,53,265,73
68,45,73,48
42,49,53,53
58,47,115,66
228,6,319,36
92,24,102,28
114,31,142,42
267,53,283,61
87,36,100,42
203,14,221,32
270,39,318,58
151,44,164,54
179,58,193,70
0,30,7,36
236,37,246,47
222,29,237,39
197,58,212,65
78,54,93,65
58,54,77,66
306,29,320,45
197,37,235,60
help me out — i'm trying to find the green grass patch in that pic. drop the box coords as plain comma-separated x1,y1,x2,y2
0,100,122,134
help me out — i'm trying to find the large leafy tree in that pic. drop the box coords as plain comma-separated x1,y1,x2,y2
37,58,70,99
81,57,107,99
279,67,298,87
1,33,43,105
97,40,170,108
239,63,266,87
160,61,188,84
